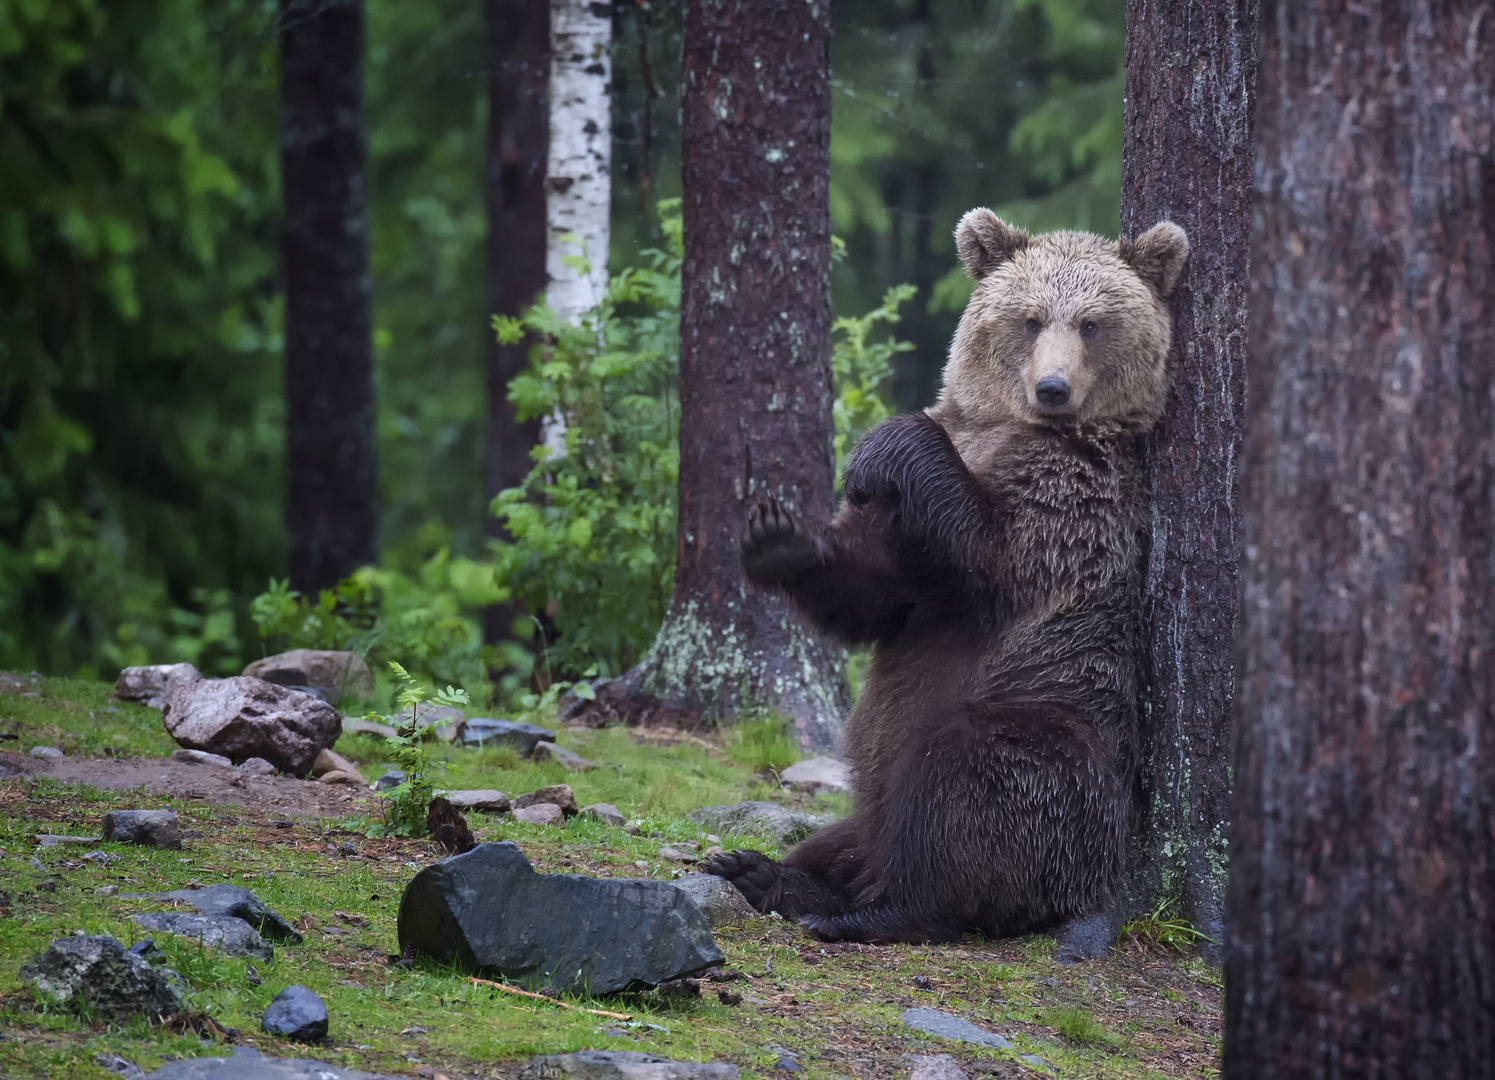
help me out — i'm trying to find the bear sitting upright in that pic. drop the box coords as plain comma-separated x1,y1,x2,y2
702,209,1190,944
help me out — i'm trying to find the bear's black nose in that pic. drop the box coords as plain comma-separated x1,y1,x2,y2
1036,376,1071,409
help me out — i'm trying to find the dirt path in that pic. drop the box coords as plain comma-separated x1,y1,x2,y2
0,751,377,820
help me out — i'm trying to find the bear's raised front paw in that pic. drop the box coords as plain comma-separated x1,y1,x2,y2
701,848,781,912
740,496,817,585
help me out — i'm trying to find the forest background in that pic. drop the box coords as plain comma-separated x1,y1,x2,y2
0,0,1123,702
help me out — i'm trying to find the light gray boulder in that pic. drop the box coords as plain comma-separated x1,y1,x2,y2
162,676,341,776
778,756,852,793
243,650,373,706
115,663,202,711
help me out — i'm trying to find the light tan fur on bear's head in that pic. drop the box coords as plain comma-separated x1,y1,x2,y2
937,208,1189,431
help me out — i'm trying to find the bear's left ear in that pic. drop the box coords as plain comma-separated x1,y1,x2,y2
955,208,1031,281
1122,220,1191,299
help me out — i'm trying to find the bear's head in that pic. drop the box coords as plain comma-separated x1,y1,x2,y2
938,209,1189,430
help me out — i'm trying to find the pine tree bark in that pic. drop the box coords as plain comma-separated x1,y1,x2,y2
1115,0,1256,955
484,0,548,644
280,0,378,593
578,0,846,751
1226,4,1495,1074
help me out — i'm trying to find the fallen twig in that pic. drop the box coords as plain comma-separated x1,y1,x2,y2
467,977,633,1020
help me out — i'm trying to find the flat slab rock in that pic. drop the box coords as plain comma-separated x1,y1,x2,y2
521,1051,738,1080
687,802,823,847
243,650,373,706
461,717,555,755
438,789,511,813
156,884,302,944
398,841,723,995
132,913,274,961
778,756,852,793
146,1047,400,1079
902,1008,1014,1050
163,676,341,776
20,935,183,1020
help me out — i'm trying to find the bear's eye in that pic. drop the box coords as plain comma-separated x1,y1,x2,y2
1025,318,1042,334
1081,320,1099,338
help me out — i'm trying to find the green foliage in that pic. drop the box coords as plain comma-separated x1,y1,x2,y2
722,716,802,774
367,661,470,838
486,203,684,683
1043,1005,1126,1049
1120,898,1216,953
832,284,917,474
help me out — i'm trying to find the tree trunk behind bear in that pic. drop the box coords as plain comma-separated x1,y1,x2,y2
483,0,548,646
572,0,846,752
1226,4,1495,1074
280,0,378,593
1114,0,1256,957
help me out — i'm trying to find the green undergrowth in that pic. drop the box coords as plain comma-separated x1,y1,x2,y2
0,679,1221,1079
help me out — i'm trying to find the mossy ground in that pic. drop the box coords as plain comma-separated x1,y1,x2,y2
0,676,1221,1080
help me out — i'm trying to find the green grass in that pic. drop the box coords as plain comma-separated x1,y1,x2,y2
0,677,1222,1080
720,716,801,775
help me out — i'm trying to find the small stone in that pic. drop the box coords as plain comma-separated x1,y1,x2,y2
82,849,117,865
520,1051,739,1080
337,842,358,856
414,704,466,742
580,802,625,826
901,1008,1014,1050
114,663,201,710
103,810,182,850
513,784,578,816
20,935,183,1019
688,802,824,847
171,749,233,768
1020,1054,1055,1074
317,769,366,787
531,741,598,772
1055,912,1112,964
35,834,97,848
131,913,274,961
311,747,359,777
155,883,303,944
343,718,398,740
238,757,278,777
671,874,762,928
97,885,120,896
243,649,374,706
778,756,852,793
245,963,262,985
261,984,328,1043
512,803,565,826
144,1045,401,1079
909,1054,968,1080
94,1053,145,1080
659,843,701,863
438,789,511,813
374,770,407,791
30,745,65,758
461,717,556,756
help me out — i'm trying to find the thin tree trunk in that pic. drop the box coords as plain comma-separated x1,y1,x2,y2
280,0,377,593
577,0,846,752
1226,4,1495,1074
1113,0,1256,957
546,0,611,325
484,0,548,646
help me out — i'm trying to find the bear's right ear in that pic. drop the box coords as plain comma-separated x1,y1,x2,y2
955,208,1030,281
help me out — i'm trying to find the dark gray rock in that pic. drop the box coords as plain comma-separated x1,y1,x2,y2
521,1050,739,1080
1055,912,1113,965
373,769,406,791
671,874,761,928
30,745,64,758
243,650,374,706
261,985,328,1043
146,1046,399,1079
162,676,341,776
398,841,723,994
20,935,184,1019
687,802,823,848
103,809,182,850
901,1008,1014,1050
156,884,303,944
131,913,274,961
96,1053,146,1079
438,789,511,813
115,663,202,710
462,717,556,755
239,757,278,777
581,802,625,826
514,783,578,816
531,741,598,772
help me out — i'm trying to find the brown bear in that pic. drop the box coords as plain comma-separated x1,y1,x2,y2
702,208,1190,944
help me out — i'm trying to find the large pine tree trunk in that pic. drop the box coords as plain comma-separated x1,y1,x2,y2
1226,3,1495,1073
280,0,378,593
484,0,549,645
579,0,846,752
1114,0,1256,956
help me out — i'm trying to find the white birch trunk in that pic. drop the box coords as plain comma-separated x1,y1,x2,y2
546,0,611,326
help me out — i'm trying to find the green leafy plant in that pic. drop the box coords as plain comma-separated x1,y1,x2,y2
832,283,917,474
1120,897,1216,953
368,661,471,838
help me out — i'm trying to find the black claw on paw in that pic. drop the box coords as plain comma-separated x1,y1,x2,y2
740,495,816,585
702,849,781,912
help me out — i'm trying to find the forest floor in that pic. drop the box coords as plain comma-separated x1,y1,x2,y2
0,675,1221,1080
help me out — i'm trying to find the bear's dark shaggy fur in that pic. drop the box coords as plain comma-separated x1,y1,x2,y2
703,209,1190,944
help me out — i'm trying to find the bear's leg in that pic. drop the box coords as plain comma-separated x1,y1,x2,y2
702,817,866,918
801,713,1123,945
